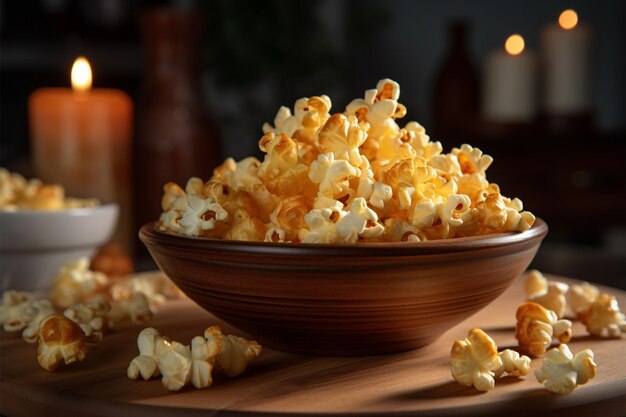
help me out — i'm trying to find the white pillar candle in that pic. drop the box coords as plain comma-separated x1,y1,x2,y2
483,34,537,123
541,9,592,115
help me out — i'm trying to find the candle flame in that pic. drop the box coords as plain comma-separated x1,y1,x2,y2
71,57,92,92
559,9,578,30
504,34,525,56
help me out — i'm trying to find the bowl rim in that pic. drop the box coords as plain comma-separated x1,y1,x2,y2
140,218,548,256
0,202,118,217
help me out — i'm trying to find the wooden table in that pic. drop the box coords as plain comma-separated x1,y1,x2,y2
1,274,625,417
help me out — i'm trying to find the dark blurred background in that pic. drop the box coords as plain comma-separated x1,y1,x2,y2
1,0,624,287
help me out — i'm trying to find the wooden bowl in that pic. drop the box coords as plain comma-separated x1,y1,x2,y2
140,219,548,356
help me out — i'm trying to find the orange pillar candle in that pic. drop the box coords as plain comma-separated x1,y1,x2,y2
29,57,133,253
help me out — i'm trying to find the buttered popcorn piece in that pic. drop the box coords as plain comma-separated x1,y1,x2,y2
190,331,222,389
309,152,358,199
535,344,597,394
206,325,262,378
450,328,502,392
579,293,626,337
49,258,109,309
127,327,162,380
20,299,55,343
515,302,572,357
494,349,531,378
569,282,600,316
108,292,152,328
63,295,111,342
155,338,193,391
336,197,384,242
158,79,535,242
524,270,569,319
128,325,261,391
179,194,228,237
0,290,35,331
37,315,88,371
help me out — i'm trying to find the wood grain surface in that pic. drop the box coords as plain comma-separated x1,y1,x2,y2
1,274,625,417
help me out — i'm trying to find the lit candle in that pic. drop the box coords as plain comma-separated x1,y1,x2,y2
483,34,537,123
29,57,133,253
541,9,591,115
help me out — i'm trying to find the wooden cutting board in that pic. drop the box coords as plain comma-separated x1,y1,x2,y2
1,274,625,417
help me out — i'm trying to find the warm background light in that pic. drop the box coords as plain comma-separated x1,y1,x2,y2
71,57,92,92
559,9,578,30
505,34,525,56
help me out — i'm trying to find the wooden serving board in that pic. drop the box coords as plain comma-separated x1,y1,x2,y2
1,275,625,417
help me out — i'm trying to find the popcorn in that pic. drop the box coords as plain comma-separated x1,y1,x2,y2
258,132,311,196
451,144,493,176
20,299,55,343
0,168,98,211
155,337,193,391
209,326,262,378
494,349,531,378
127,327,162,380
450,328,532,392
524,270,570,319
266,195,311,242
49,258,109,309
190,330,222,389
535,344,597,394
0,290,35,331
158,79,535,243
108,292,152,328
569,281,600,316
309,152,358,199
515,302,572,357
37,315,88,371
128,325,261,391
63,295,111,342
578,294,626,337
109,271,182,311
450,328,501,392
179,195,228,237
336,197,384,242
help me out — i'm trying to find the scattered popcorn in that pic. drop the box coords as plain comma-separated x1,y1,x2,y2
63,295,111,342
0,293,56,343
108,292,152,328
0,168,98,211
20,299,55,343
535,344,597,394
110,271,183,311
155,337,193,391
494,349,531,378
37,314,88,371
578,293,626,337
157,79,535,243
49,258,109,309
190,330,222,389
515,302,572,357
569,281,600,316
208,325,262,378
524,270,569,319
0,290,35,332
128,325,261,391
450,328,501,392
127,327,162,380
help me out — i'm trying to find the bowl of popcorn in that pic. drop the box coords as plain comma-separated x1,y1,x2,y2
140,79,548,356
0,169,118,291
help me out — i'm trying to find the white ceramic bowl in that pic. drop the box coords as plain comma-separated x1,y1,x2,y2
0,204,119,291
